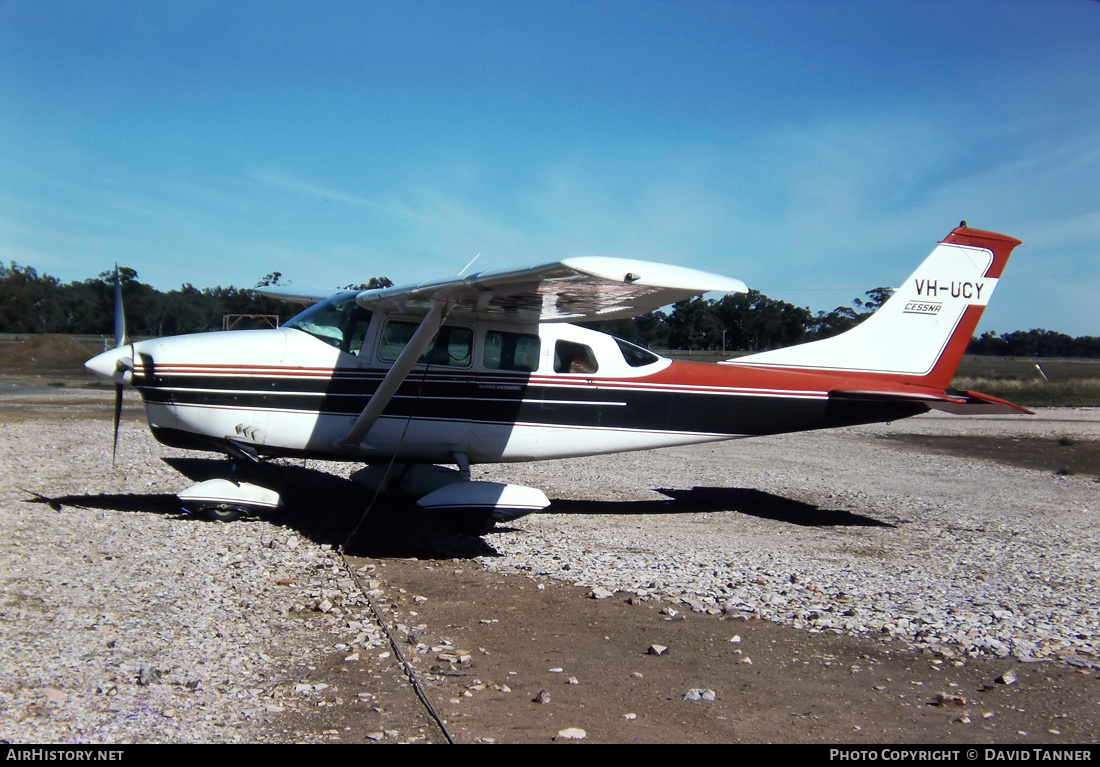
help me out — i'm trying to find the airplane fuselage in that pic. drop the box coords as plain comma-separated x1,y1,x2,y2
112,310,926,466
83,225,1026,518
83,225,1025,484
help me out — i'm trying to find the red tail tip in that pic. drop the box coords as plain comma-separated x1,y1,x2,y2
942,225,1022,279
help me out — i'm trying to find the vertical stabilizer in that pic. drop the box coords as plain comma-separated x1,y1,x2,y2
733,225,1021,388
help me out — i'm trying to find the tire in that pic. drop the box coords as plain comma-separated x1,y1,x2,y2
201,503,244,523
443,509,497,536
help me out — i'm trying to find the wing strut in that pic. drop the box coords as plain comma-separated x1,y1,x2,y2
340,298,448,449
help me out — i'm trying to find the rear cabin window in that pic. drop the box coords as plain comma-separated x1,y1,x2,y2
378,321,473,368
284,294,372,355
554,340,598,374
484,331,540,372
615,337,660,367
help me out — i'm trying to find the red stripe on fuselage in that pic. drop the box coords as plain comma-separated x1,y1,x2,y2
645,360,950,400
135,357,950,400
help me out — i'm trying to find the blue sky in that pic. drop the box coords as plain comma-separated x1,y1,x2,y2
2,0,1097,335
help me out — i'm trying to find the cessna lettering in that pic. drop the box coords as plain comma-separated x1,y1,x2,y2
903,301,942,316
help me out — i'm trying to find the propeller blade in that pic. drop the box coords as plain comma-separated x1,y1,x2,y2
113,264,126,349
112,382,123,466
109,267,129,466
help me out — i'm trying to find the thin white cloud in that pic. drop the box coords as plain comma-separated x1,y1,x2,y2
248,168,379,209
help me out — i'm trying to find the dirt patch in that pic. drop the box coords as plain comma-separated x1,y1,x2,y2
0,335,104,372
275,555,1100,744
879,435,1100,478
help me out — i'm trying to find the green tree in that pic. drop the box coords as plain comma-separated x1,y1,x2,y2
713,290,811,352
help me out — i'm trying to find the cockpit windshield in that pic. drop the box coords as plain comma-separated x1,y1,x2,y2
284,292,372,355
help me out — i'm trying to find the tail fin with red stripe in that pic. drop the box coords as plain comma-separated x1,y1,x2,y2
734,224,1022,390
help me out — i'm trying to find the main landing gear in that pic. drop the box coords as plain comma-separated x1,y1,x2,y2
177,477,284,522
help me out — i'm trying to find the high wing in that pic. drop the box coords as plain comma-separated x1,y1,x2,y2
257,258,748,321
255,285,338,305
351,257,747,322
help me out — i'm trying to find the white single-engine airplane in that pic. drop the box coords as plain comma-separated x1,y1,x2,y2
86,223,1028,526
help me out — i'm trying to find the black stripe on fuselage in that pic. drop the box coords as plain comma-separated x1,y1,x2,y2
133,370,924,437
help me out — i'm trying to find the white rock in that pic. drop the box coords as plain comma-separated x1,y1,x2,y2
557,727,587,740
684,688,716,702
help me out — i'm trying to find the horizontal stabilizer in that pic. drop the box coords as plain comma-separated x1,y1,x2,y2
928,389,1033,415
830,388,1032,415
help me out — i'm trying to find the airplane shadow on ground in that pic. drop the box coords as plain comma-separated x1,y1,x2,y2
163,458,506,559
23,489,180,515
547,486,893,528
23,469,891,560
23,458,500,560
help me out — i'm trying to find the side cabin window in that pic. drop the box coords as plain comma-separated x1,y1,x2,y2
554,340,598,374
615,337,660,367
378,321,473,368
284,294,373,355
484,330,540,372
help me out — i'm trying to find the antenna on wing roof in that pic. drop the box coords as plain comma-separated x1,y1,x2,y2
458,252,480,277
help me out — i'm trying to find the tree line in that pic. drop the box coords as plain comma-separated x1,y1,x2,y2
0,263,391,338
0,261,1095,357
592,291,1100,357
967,329,1100,358
588,287,896,352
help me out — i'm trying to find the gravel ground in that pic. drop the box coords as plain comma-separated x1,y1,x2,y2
1,396,1097,743
1,414,388,743
483,411,1100,663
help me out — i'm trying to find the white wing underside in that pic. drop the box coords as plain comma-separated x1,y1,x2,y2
261,257,747,323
